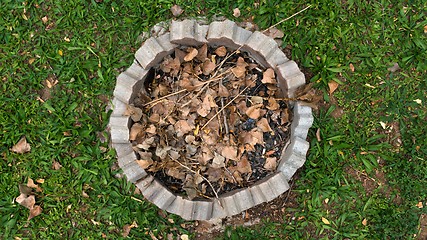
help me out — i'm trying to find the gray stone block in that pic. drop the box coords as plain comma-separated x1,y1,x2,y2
122,160,147,183
276,61,306,98
291,103,313,139
234,189,255,211
135,34,175,69
207,20,252,50
220,194,240,216
125,60,147,80
112,143,134,158
117,151,137,168
146,180,176,210
170,19,208,46
192,201,213,220
135,175,154,192
249,185,267,205
278,137,309,180
266,49,289,68
166,196,185,216
243,31,278,67
109,125,129,144
211,199,227,219
109,116,131,143
181,199,195,220
255,177,276,202
110,97,127,117
266,172,290,197
113,72,146,104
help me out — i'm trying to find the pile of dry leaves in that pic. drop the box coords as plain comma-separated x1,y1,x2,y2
128,44,293,200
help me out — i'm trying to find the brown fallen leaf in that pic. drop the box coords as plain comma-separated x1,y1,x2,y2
28,205,43,220
256,118,273,133
215,46,227,57
129,123,144,141
266,97,280,110
264,27,284,39
196,44,208,62
235,155,252,174
27,178,42,192
184,48,198,62
362,218,368,226
52,160,62,170
170,4,183,17
328,80,339,95
136,159,154,169
349,63,355,72
246,104,264,119
221,146,238,161
124,104,143,122
264,157,277,170
218,82,230,97
262,69,276,84
11,136,31,154
202,59,216,75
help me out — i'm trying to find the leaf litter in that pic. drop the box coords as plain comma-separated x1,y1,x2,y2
131,44,294,200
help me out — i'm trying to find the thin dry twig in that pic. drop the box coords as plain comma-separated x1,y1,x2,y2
263,5,312,33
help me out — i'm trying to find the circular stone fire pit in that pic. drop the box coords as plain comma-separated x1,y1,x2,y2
108,19,313,220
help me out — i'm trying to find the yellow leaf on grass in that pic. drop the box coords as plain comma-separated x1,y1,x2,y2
321,217,330,225
58,50,63,56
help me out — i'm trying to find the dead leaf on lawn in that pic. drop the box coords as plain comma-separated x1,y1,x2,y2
263,27,284,39
170,4,183,17
235,155,252,174
11,136,31,154
264,157,277,170
28,205,43,220
233,8,241,17
349,63,355,72
387,62,400,73
322,217,330,225
362,218,368,226
184,48,198,62
52,160,62,170
215,46,227,57
27,178,42,192
328,80,339,95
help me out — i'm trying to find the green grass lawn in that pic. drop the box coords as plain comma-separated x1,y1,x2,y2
1,0,426,239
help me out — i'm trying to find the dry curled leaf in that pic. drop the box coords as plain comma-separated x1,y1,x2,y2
246,104,264,119
28,205,43,220
170,4,183,17
11,136,31,154
264,27,284,39
322,217,330,225
129,123,144,141
264,157,277,170
233,8,241,17
202,59,216,75
349,63,355,72
184,48,198,62
328,80,339,95
52,160,62,170
256,118,273,132
221,146,238,161
215,46,227,57
125,104,143,122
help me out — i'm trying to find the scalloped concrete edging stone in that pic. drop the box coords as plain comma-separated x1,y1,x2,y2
108,19,313,221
